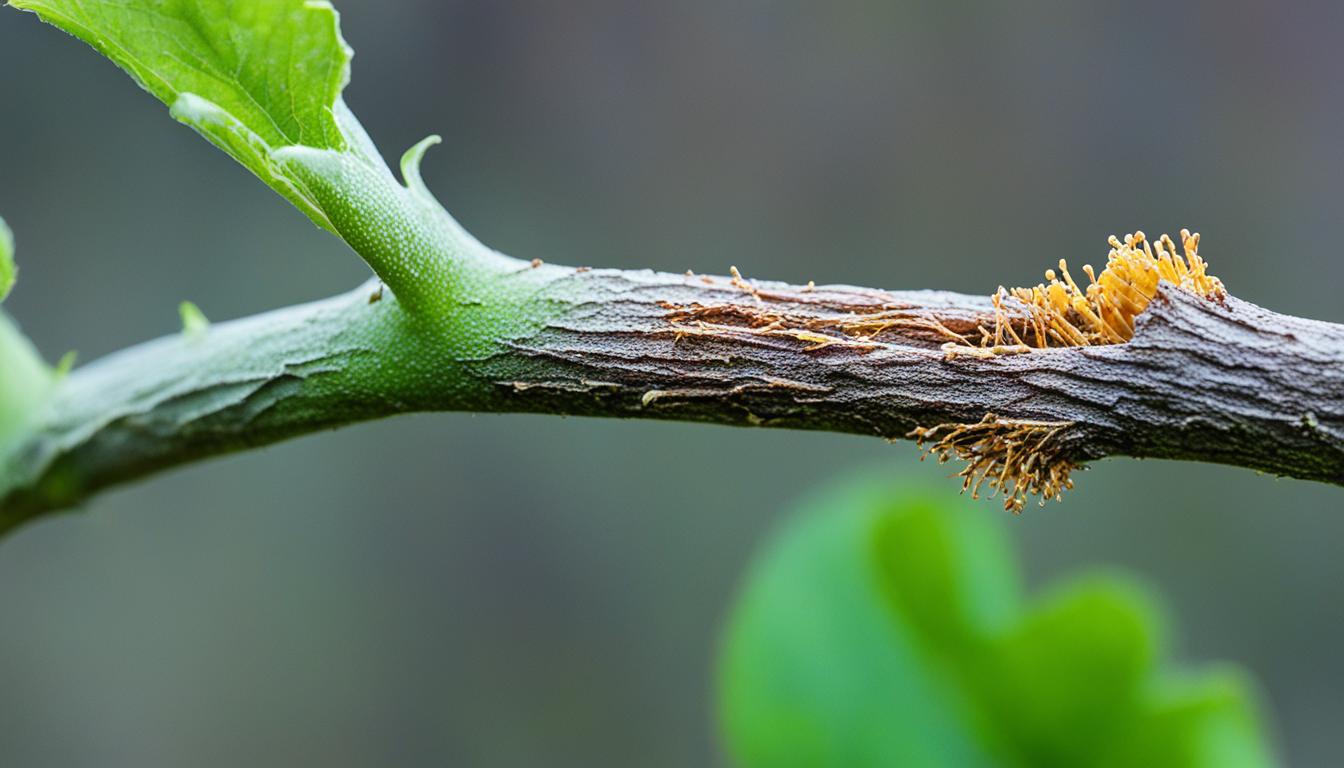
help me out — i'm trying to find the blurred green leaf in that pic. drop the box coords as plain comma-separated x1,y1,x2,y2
0,215,13,303
718,473,1277,768
9,0,357,232
1099,672,1277,768
0,219,52,447
983,577,1158,764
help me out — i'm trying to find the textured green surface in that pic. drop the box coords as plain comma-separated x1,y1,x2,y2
718,473,1277,768
9,0,350,231
8,0,350,148
0,0,569,525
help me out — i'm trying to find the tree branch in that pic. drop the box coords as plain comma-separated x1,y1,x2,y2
2,260,1341,534
7,1,1338,536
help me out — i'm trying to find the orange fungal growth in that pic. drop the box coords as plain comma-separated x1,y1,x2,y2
956,229,1225,356
920,229,1225,512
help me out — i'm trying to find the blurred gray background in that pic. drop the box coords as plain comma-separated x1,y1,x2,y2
2,1,1342,765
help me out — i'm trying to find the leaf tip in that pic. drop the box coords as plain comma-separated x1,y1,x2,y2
53,350,77,379
179,301,210,339
400,134,443,202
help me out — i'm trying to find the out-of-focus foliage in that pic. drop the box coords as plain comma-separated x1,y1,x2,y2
0,214,13,303
0,218,50,447
718,474,1276,768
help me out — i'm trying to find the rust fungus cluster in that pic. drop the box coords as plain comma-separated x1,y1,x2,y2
946,229,1224,359
664,231,1226,513
909,414,1078,514
921,229,1225,511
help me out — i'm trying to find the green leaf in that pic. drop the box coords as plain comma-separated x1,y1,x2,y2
718,472,1278,768
983,577,1160,764
10,0,495,314
0,215,13,303
9,0,353,232
1101,672,1277,768
718,481,1002,768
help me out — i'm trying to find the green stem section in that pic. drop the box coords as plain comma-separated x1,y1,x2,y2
3,254,1342,535
0,254,568,533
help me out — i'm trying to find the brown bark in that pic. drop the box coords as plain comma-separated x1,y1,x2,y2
486,269,1344,485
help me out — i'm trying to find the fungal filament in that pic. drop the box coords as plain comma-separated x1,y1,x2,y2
909,414,1077,514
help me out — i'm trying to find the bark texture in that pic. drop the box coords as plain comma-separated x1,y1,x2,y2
489,269,1344,484
2,265,1341,533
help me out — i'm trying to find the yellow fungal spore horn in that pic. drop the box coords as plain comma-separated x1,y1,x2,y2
1002,229,1224,348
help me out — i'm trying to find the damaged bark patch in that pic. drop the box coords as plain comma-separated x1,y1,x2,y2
659,275,979,352
908,229,1228,510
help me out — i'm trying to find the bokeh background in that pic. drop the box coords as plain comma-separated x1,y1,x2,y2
2,2,1342,765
